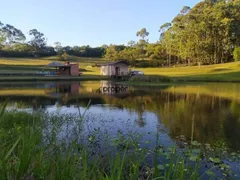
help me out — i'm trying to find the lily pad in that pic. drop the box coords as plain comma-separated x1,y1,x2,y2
190,155,198,161
209,157,222,164
219,164,230,170
157,164,165,171
191,141,201,146
192,149,201,154
206,170,216,176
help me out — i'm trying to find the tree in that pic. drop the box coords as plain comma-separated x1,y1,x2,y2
54,41,63,56
146,43,166,61
61,52,69,61
0,22,26,45
159,23,171,40
0,21,5,43
2,24,26,44
160,0,240,65
136,28,149,41
29,29,46,56
233,47,240,61
127,40,136,47
104,45,121,61
180,6,191,15
0,21,5,52
136,28,149,60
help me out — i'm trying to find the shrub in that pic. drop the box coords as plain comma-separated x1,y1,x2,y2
233,47,240,61
61,52,69,61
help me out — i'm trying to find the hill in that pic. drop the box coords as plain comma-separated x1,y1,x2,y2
0,56,240,82
0,56,104,75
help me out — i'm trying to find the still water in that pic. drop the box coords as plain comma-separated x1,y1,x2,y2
1,81,240,177
1,81,240,151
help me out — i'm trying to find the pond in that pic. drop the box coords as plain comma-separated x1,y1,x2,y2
1,81,240,178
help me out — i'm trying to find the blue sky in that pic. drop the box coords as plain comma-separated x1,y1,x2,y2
1,0,200,47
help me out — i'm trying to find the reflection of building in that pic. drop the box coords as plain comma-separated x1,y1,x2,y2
100,60,129,76
45,83,79,98
100,81,129,97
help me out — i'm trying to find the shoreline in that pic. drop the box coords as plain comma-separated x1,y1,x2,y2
119,80,240,86
0,75,110,82
0,75,239,84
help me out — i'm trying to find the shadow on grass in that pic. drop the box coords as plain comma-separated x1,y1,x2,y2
0,65,46,71
210,68,232,72
175,71,240,82
79,68,95,72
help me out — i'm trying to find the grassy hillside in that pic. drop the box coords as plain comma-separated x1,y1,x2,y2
0,56,240,81
0,56,104,74
136,62,240,82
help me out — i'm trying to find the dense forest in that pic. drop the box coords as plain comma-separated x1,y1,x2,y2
1,0,240,67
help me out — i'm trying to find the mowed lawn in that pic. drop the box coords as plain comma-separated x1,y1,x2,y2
137,62,240,81
0,56,240,81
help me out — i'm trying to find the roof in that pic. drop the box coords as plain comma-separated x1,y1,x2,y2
46,61,66,67
100,60,129,66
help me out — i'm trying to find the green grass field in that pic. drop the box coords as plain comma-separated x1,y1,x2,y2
0,56,240,82
0,56,103,74
136,62,240,82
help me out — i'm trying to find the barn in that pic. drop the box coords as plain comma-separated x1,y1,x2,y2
100,60,129,76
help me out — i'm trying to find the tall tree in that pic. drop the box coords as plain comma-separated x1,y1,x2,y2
136,28,149,42
0,23,26,45
127,40,136,47
54,41,63,56
180,6,191,15
136,28,149,60
160,1,240,65
0,21,5,48
29,29,46,56
104,45,120,61
159,23,171,40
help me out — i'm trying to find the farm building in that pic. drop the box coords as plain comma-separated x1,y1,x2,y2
46,61,79,76
100,60,129,76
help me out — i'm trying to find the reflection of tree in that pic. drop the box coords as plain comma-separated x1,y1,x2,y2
136,103,145,127
159,94,240,150
2,86,240,150
103,91,240,150
223,101,240,150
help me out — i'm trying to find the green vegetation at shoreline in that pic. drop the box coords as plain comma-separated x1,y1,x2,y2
0,103,237,179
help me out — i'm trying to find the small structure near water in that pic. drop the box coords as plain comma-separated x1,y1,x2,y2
46,61,79,76
100,60,129,77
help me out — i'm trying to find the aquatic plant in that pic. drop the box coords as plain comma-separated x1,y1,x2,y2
0,102,239,179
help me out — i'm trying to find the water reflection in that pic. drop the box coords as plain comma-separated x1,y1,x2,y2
0,81,240,150
99,81,129,98
45,82,79,96
45,82,80,103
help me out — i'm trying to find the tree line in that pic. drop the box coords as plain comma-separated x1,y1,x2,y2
0,23,105,58
1,0,240,67
105,0,240,67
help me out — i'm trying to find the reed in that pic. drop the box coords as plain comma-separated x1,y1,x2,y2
0,102,224,179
